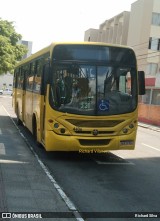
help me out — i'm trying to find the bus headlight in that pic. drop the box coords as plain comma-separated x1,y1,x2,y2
129,123,134,129
120,121,136,135
60,128,66,134
52,121,71,135
123,128,128,134
54,123,59,128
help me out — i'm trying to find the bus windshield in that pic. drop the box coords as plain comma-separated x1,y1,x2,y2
49,45,137,116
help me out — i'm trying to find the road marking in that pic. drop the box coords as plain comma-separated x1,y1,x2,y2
142,143,160,152
0,128,2,135
0,159,28,164
2,104,84,221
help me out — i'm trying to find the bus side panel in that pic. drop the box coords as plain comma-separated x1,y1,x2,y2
12,87,17,113
24,91,33,132
16,88,23,121
12,71,17,114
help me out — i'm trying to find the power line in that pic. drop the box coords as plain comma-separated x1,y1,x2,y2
129,37,160,48
137,54,160,61
136,50,160,58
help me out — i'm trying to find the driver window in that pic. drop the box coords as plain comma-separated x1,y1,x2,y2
119,72,131,95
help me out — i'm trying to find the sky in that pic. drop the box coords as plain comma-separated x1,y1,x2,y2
0,0,136,53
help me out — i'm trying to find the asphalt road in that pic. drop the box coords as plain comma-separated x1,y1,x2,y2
1,95,160,221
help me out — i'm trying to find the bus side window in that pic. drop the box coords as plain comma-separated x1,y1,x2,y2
14,68,20,89
20,68,24,89
17,69,20,89
119,76,126,93
33,60,42,93
26,62,35,91
13,69,17,88
17,68,24,90
22,64,28,90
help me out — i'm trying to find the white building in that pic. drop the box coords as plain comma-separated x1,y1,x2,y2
84,11,130,45
84,0,160,77
127,0,160,76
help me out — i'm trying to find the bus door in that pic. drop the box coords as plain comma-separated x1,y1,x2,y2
13,70,18,113
41,63,50,141
16,67,25,124
24,63,34,131
22,70,26,123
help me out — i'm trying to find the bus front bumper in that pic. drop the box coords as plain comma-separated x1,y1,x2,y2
44,130,137,151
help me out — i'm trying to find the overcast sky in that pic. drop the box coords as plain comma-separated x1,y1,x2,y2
0,0,136,53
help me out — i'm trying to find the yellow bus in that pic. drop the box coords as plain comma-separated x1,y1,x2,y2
13,42,145,151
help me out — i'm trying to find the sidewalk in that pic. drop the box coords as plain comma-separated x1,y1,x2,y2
0,102,77,220
138,122,160,132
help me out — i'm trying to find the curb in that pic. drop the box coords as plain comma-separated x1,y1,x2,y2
138,122,160,132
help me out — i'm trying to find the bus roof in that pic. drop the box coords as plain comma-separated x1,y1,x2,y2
15,42,134,68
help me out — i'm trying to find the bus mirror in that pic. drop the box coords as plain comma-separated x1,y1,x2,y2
138,71,145,95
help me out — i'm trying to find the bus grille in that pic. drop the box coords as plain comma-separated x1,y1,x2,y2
79,139,110,146
66,119,123,128
74,130,114,135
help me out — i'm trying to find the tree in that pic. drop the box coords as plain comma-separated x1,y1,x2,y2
0,18,28,74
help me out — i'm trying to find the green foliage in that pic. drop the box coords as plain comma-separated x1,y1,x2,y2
0,18,28,74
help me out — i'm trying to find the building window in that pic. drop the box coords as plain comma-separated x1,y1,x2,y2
146,63,158,75
152,13,160,26
151,89,160,105
148,37,160,51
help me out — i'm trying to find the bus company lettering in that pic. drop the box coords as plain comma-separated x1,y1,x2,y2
79,149,106,153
